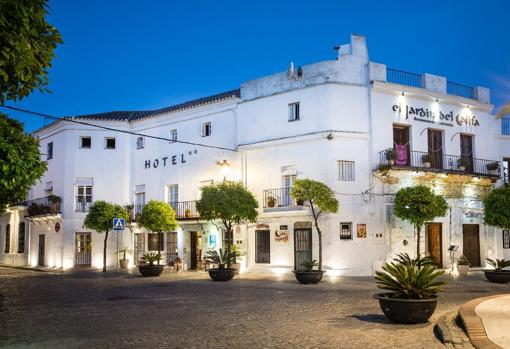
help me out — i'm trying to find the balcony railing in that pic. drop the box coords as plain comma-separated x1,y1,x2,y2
25,196,61,216
502,118,510,136
378,148,500,178
447,81,475,99
126,201,199,221
263,187,304,208
386,68,423,88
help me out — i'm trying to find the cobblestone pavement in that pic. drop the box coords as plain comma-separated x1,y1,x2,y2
0,267,509,349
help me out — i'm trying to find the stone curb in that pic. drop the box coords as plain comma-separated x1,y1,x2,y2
0,264,47,272
458,295,505,349
436,310,474,348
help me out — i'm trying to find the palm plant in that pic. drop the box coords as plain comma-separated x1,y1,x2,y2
205,248,237,269
141,252,162,266
486,258,510,272
457,254,470,266
375,253,446,299
300,259,318,271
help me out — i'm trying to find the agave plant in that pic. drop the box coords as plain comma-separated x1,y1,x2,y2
486,258,510,272
300,259,318,271
375,253,446,299
141,252,162,266
205,248,237,269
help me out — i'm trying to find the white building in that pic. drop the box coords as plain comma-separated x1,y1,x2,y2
1,34,509,275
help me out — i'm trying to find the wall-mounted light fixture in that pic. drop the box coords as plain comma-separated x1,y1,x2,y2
218,159,231,180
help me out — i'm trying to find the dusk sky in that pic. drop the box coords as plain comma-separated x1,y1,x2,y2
5,0,510,132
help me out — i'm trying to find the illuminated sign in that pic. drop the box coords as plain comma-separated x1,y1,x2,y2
392,104,480,127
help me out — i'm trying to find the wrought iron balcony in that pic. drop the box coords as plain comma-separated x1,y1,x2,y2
126,201,199,222
263,187,304,209
25,196,61,216
378,148,501,178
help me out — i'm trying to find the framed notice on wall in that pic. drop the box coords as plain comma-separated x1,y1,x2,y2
503,230,510,249
357,224,367,238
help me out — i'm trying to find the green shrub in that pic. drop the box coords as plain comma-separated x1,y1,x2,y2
486,258,510,272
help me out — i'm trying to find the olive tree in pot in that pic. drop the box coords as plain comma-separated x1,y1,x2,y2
290,179,339,284
196,181,258,282
205,248,237,281
456,254,470,276
138,252,164,277
394,186,448,258
137,200,177,276
84,201,129,272
374,253,447,324
483,185,510,283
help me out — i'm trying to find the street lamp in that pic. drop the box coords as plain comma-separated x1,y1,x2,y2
218,159,230,180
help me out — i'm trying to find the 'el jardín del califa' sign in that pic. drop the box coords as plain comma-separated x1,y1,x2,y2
392,104,480,127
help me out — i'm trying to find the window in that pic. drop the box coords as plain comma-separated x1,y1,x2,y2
282,174,297,206
386,205,395,225
338,160,355,181
148,233,164,251
503,158,510,184
134,191,145,217
47,142,53,160
288,102,300,121
201,122,211,137
166,231,178,262
45,182,53,196
75,185,93,212
18,222,25,253
4,224,10,253
167,184,178,204
136,137,144,149
80,136,91,149
255,230,270,263
504,230,510,249
105,137,116,149
170,129,177,142
339,222,352,240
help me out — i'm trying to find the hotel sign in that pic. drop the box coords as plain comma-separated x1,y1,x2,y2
144,149,198,169
392,104,480,127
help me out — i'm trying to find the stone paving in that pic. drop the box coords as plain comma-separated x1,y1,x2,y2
0,267,509,349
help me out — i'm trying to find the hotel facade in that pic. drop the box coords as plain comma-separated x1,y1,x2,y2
1,35,509,275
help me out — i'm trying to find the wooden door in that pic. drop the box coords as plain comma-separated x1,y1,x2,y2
463,224,480,267
426,224,442,268
190,231,197,269
393,125,410,166
460,134,474,173
38,234,45,266
294,229,312,270
255,230,270,263
428,129,443,169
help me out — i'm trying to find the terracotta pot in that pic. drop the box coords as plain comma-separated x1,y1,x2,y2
119,259,129,269
457,265,469,276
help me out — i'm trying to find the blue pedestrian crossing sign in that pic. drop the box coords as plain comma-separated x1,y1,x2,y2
113,218,125,231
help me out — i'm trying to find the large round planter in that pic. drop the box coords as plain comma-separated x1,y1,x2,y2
293,270,324,284
119,259,129,269
208,268,235,282
484,270,510,284
374,293,438,324
138,265,164,277
457,265,470,276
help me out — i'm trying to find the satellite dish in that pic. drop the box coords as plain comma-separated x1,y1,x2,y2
287,61,295,79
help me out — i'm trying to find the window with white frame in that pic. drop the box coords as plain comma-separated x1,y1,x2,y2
338,160,355,181
282,174,296,206
47,142,53,160
170,129,177,142
105,137,116,149
136,137,144,149
288,102,300,121
339,222,352,240
75,185,93,212
80,136,91,149
134,185,145,217
167,184,178,204
201,122,211,137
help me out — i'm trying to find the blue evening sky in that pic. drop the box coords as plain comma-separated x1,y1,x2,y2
5,0,510,132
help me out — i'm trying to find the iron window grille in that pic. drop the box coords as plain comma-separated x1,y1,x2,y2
148,233,164,251
105,137,116,149
288,102,300,121
503,230,510,249
201,122,211,137
170,129,177,141
338,160,355,181
339,222,352,240
80,136,91,148
18,222,25,253
4,224,10,253
47,142,53,160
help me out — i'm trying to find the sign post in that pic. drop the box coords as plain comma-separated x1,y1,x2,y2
113,218,126,270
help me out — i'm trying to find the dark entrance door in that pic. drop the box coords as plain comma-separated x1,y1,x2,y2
190,231,198,269
38,234,45,266
393,125,410,166
294,228,312,270
255,230,270,263
460,134,474,173
134,233,145,265
463,224,480,267
426,223,442,268
428,129,443,169
75,232,91,266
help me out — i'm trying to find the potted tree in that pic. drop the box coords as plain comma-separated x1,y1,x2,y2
137,200,177,275
230,244,242,274
421,154,431,168
138,252,164,277
374,253,446,324
266,196,276,208
456,254,470,276
290,179,339,284
457,157,469,171
205,249,237,281
116,246,132,269
47,195,61,213
196,181,258,282
484,258,510,283
394,186,448,258
84,201,129,272
486,162,500,175
385,149,396,165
